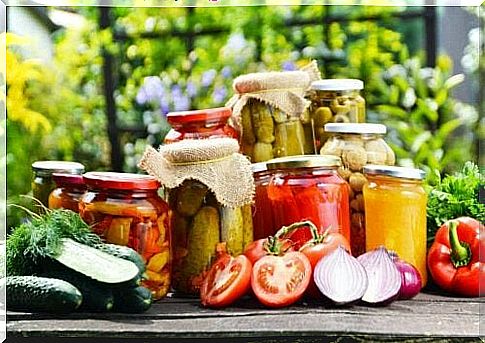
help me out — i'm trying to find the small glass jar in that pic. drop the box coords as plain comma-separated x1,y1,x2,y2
32,161,85,209
164,107,238,144
308,79,366,150
320,123,395,256
79,172,171,300
251,162,274,240
169,179,253,295
48,173,86,212
266,155,350,243
363,165,427,285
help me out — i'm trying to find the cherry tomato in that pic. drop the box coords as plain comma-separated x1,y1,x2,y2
251,252,311,308
200,253,252,308
243,238,294,265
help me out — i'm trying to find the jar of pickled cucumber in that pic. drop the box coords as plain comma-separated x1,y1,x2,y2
79,172,171,300
308,79,365,150
48,173,86,212
32,161,85,209
164,107,238,144
138,138,255,295
320,123,395,256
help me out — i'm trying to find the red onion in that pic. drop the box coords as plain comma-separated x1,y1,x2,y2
357,246,401,305
389,252,422,300
314,245,368,305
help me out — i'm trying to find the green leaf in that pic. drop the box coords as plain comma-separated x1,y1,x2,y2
411,131,432,153
437,118,462,141
444,74,465,90
376,104,408,119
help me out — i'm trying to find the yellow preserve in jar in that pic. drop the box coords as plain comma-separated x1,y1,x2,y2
363,165,427,286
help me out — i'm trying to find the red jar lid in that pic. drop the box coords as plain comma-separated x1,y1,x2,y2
53,173,86,187
83,172,160,190
167,107,232,125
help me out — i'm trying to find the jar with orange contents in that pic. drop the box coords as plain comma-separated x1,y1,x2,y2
79,172,171,300
363,165,427,286
48,173,86,212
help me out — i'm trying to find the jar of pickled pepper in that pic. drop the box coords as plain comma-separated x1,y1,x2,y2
308,79,365,150
252,162,275,240
48,173,86,212
164,107,238,144
32,161,85,209
363,165,427,285
320,123,395,256
79,172,171,300
266,155,351,245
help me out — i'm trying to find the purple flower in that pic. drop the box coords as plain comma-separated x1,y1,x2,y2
212,86,227,104
186,81,197,98
136,76,164,105
174,94,190,111
171,84,183,97
282,61,297,71
201,69,217,87
160,96,171,115
226,33,247,51
221,66,232,79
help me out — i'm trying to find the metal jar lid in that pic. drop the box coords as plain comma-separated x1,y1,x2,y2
324,123,386,135
32,161,85,177
363,165,426,180
251,162,268,174
83,172,160,190
266,155,341,170
310,79,364,91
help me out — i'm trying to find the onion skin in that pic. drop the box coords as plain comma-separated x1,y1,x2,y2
389,252,422,300
313,245,368,305
357,246,401,306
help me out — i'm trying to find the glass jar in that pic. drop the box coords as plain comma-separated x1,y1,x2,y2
48,173,86,212
239,99,315,162
252,162,274,240
164,107,238,144
308,79,365,150
32,161,85,209
320,123,395,256
266,155,350,243
79,172,171,300
169,179,253,295
363,165,427,285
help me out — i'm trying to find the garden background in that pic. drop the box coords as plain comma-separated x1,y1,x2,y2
4,5,484,228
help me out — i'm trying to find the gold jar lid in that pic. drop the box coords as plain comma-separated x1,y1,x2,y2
266,155,341,170
32,161,85,177
363,165,425,180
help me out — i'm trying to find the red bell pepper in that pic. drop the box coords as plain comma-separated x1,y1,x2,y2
427,217,485,297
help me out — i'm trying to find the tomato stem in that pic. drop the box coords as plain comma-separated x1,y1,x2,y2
448,220,471,268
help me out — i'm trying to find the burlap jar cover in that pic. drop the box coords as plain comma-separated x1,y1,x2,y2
138,138,254,208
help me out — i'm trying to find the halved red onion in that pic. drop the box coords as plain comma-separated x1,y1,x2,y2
357,246,401,305
389,251,422,300
314,245,368,305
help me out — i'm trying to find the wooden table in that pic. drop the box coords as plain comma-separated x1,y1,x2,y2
6,292,483,342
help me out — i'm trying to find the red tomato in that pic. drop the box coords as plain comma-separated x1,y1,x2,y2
243,238,294,265
282,226,313,250
251,252,311,308
200,253,252,308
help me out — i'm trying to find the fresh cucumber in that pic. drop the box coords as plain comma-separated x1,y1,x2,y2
54,239,139,285
6,276,82,313
97,244,146,275
113,286,153,313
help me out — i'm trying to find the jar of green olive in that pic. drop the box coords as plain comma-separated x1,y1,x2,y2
308,79,365,150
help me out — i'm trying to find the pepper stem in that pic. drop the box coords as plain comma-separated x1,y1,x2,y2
273,220,319,240
448,220,471,268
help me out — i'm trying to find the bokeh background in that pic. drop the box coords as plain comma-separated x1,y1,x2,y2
5,5,484,228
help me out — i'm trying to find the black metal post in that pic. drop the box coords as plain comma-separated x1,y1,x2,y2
424,6,437,67
100,7,123,171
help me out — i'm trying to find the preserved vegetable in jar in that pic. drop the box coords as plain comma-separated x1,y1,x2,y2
138,138,255,295
48,173,86,212
32,161,85,210
363,165,427,285
251,162,274,240
308,79,365,150
79,172,171,300
164,107,238,144
320,123,395,256
266,155,350,244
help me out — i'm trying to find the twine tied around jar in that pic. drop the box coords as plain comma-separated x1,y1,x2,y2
138,138,254,208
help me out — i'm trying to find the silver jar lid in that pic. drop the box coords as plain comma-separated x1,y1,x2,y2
363,165,426,180
32,161,85,177
251,162,268,174
324,123,386,134
311,79,364,91
266,155,341,170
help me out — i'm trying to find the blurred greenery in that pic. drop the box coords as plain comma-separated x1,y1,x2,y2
6,6,481,228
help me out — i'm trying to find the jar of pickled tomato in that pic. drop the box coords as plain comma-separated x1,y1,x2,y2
48,173,86,212
266,155,351,245
32,161,85,209
363,165,427,285
79,172,171,300
252,162,274,240
164,107,238,144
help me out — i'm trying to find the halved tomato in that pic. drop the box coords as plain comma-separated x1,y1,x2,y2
251,251,311,308
200,253,252,308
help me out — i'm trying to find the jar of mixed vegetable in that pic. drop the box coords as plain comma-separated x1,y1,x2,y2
252,162,274,240
266,155,351,244
319,123,395,256
79,172,171,300
48,173,86,212
363,165,427,285
308,79,365,150
164,107,238,144
32,161,85,209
